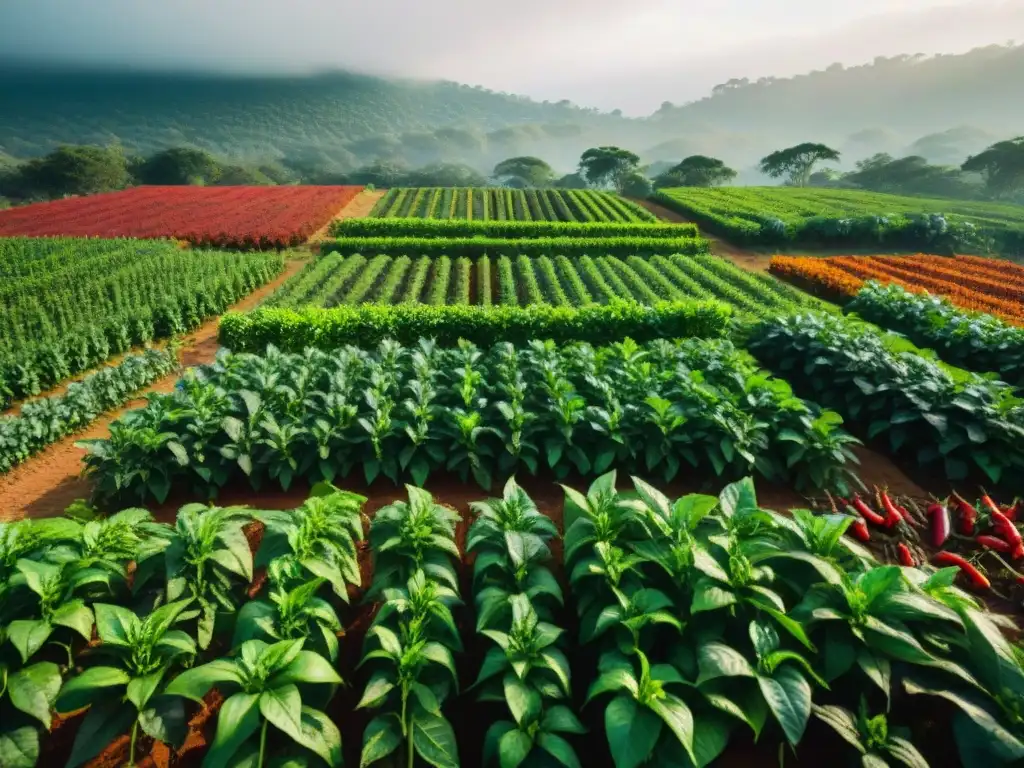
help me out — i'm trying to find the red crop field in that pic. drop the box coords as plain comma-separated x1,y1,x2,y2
0,185,364,248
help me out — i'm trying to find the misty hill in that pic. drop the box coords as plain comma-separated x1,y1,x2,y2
0,44,1021,177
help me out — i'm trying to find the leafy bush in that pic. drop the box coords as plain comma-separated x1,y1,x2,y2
331,218,696,239
847,281,1024,387
79,337,859,504
748,310,1024,487
321,235,709,259
219,300,731,351
1,346,179,473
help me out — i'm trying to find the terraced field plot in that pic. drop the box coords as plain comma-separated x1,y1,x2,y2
371,186,657,222
265,251,813,315
771,253,1024,323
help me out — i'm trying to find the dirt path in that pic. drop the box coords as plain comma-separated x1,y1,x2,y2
634,198,774,273
308,188,385,244
0,257,309,522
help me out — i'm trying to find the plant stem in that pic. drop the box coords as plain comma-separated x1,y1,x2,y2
129,720,139,766
407,724,415,768
258,719,269,768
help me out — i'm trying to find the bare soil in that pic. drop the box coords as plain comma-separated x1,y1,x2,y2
308,188,385,247
0,258,309,522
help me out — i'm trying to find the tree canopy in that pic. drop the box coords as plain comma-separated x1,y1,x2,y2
759,143,841,187
137,147,222,185
492,156,555,187
654,155,737,188
962,136,1024,197
13,145,131,199
578,146,641,190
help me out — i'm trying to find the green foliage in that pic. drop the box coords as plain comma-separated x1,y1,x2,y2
651,187,1024,255
166,638,343,768
1,347,179,473
331,218,687,239
370,188,656,223
846,153,978,199
219,300,730,350
747,310,1024,488
578,147,641,191
322,235,707,259
56,600,195,768
758,143,841,187
962,136,1024,198
653,156,737,189
11,145,131,199
137,147,222,185
80,337,859,503
493,157,556,188
0,237,283,408
847,280,1024,387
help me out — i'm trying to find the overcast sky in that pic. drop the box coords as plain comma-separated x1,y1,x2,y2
1,0,1022,114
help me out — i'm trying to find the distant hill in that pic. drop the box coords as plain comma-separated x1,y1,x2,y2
1,44,1022,176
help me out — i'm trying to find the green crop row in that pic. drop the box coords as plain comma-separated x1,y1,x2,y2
321,235,709,259
847,280,1024,387
331,217,694,239
219,300,731,351
1,346,179,473
79,336,858,504
652,187,1024,255
748,310,1024,489
371,187,657,223
6,478,1024,768
1,237,282,409
263,252,804,317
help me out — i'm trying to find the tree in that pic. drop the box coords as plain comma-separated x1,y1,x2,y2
758,143,841,187
17,145,131,198
962,136,1024,197
554,173,588,189
577,146,641,190
847,154,977,198
618,171,652,198
406,162,487,188
654,155,737,188
137,147,221,185
492,156,555,187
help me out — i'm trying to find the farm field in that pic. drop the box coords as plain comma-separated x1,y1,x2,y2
265,251,813,315
770,252,1024,323
653,186,1024,254
0,185,364,247
6,179,1024,768
371,186,657,222
1,237,283,410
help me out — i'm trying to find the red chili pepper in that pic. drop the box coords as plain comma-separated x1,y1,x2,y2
952,492,977,536
976,535,1013,553
926,502,951,548
933,551,991,590
848,520,871,542
980,492,1002,519
990,510,1023,560
896,542,916,567
879,490,902,529
1004,500,1021,522
851,495,887,527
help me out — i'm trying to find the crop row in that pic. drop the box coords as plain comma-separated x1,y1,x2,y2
221,300,732,351
5,478,1022,768
748,310,1024,490
266,252,808,316
1,346,179,474
321,235,709,259
847,281,1024,387
331,217,693,239
371,187,657,223
1,237,283,410
652,186,1023,254
0,185,364,248
79,337,859,504
770,253,1024,324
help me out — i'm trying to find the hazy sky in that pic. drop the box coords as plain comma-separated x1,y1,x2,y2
1,0,1022,113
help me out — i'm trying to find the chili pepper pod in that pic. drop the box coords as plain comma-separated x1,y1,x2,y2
933,551,991,590
848,519,870,542
896,542,916,567
952,492,977,536
878,489,903,529
851,494,887,527
976,535,1013,554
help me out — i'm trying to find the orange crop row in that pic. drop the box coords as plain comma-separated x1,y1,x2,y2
770,254,1024,324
